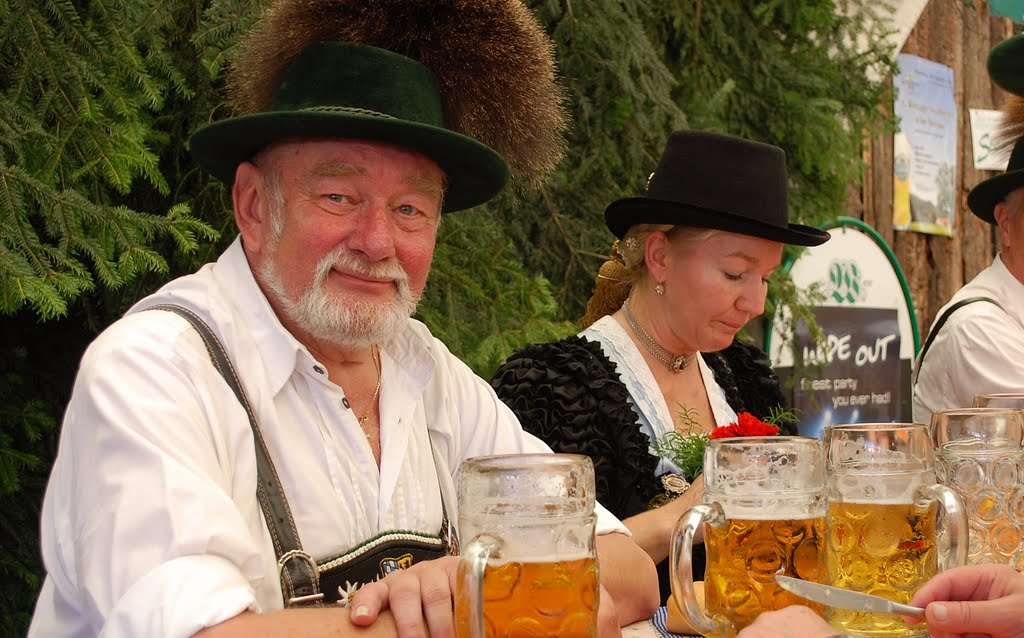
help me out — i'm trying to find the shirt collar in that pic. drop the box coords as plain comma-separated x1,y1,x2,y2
992,253,1024,317
212,237,310,396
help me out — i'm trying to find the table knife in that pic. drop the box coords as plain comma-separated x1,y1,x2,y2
775,575,926,616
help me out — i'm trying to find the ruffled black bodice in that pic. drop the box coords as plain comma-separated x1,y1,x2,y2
490,336,663,517
490,334,789,601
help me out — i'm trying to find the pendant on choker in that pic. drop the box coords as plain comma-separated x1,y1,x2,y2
669,354,691,372
622,299,694,373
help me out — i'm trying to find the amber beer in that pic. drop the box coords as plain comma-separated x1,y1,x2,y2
456,455,599,638
704,515,826,632
455,557,598,638
672,437,827,638
824,424,967,638
825,500,938,637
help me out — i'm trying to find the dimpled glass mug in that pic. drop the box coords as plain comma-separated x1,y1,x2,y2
824,423,967,638
932,407,1024,568
454,454,599,638
973,392,1024,409
671,437,827,638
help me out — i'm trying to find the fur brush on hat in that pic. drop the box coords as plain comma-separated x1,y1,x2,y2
997,94,1024,152
227,0,568,188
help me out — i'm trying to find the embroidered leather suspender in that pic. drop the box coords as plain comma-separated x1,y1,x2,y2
151,304,324,605
152,304,460,606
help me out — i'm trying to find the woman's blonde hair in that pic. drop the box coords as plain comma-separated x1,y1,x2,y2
579,225,719,328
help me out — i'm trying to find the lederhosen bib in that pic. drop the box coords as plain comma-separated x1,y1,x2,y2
153,304,460,607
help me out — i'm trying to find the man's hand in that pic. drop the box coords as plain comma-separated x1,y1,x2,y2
349,556,459,638
735,606,835,638
348,556,632,638
907,563,1024,638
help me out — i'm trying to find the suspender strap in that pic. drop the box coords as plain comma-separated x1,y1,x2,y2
150,304,323,606
914,296,1005,385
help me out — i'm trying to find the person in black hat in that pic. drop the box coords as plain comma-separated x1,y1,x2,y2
912,137,1024,425
491,130,830,602
27,1,660,637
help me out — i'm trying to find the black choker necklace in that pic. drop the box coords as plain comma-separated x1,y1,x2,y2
622,300,693,372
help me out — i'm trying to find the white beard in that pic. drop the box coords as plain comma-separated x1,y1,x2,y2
259,245,420,349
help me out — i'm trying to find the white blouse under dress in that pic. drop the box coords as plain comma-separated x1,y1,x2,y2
580,315,738,477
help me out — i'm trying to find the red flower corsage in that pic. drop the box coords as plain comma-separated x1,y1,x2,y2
709,411,781,439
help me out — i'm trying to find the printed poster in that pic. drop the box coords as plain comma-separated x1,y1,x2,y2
969,108,1012,171
893,54,958,236
789,306,901,438
767,221,918,438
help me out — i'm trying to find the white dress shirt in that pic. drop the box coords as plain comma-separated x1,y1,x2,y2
913,254,1024,426
29,237,627,638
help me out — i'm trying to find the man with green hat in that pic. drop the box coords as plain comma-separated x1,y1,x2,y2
27,2,659,637
913,37,1024,425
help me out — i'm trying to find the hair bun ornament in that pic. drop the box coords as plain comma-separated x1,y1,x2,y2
227,0,569,188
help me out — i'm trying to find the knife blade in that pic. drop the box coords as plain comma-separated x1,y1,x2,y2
775,575,925,616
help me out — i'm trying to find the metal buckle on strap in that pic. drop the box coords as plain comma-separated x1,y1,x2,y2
278,549,324,606
286,592,327,606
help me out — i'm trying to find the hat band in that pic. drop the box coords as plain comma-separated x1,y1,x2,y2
300,106,396,120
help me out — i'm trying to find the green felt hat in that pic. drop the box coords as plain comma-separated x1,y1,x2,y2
989,34,1024,97
189,42,509,213
968,137,1024,224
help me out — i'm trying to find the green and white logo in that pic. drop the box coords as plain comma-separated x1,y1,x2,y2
828,260,863,304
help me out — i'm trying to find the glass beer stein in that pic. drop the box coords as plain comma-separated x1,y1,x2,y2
454,454,598,638
973,392,1024,409
824,423,967,638
932,408,1024,568
671,437,827,638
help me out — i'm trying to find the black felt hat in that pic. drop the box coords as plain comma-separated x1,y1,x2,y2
968,137,1024,224
189,42,509,213
604,131,830,246
988,34,1024,97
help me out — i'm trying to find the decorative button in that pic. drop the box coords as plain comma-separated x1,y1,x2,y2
313,365,325,375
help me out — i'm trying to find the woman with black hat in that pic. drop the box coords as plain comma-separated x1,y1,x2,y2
491,130,830,601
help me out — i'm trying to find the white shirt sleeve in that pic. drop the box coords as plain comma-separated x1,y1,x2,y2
915,304,1024,425
35,315,266,638
425,340,630,537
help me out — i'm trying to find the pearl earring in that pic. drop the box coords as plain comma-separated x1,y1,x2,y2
655,283,665,295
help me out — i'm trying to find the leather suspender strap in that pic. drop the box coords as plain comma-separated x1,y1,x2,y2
914,296,1005,385
150,304,323,606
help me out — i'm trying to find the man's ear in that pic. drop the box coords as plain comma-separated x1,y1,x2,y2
233,161,268,255
994,201,1012,251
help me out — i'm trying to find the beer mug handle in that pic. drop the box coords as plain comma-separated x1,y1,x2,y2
670,503,726,636
917,483,968,569
458,534,503,638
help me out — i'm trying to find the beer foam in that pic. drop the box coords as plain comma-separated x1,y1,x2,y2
837,498,918,505
830,471,930,502
459,515,596,563
720,507,824,521
485,549,592,565
719,500,826,520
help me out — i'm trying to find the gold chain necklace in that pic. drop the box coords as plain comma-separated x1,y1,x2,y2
356,346,382,426
622,300,693,373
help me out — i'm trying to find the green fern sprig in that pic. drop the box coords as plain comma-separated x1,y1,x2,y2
650,403,709,482
763,405,800,428
652,404,799,481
